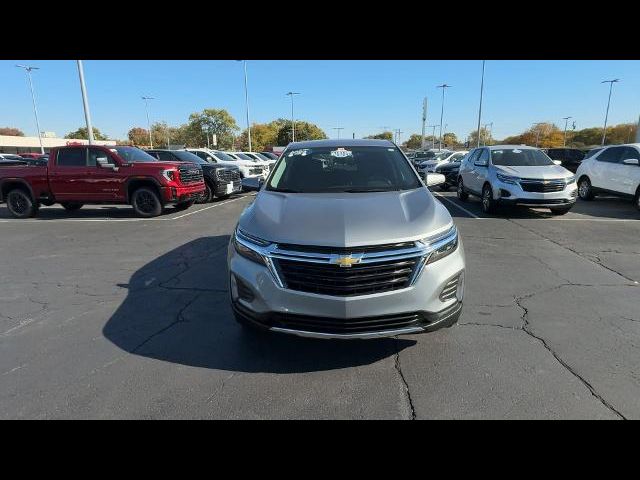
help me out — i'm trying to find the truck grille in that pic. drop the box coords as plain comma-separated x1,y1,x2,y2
276,257,420,297
249,167,264,175
218,168,241,182
179,164,203,184
519,179,566,193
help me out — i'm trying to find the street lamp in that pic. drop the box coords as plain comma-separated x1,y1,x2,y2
76,61,95,145
286,92,300,142
15,64,44,154
436,84,451,150
332,126,344,139
141,96,154,148
476,60,485,148
562,116,572,147
601,79,620,145
237,60,252,151
426,124,439,149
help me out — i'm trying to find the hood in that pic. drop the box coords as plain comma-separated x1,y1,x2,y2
238,188,453,247
495,164,572,179
130,161,192,169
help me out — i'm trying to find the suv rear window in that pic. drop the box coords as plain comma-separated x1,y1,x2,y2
267,146,421,193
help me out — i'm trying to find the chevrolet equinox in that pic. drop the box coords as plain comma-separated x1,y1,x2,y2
228,139,465,339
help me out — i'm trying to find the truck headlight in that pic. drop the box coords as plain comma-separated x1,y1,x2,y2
496,173,520,185
161,169,176,182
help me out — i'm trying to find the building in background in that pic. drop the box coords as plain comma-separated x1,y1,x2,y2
0,135,115,154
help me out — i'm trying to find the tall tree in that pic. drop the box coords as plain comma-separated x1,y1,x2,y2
65,127,108,141
275,120,327,146
402,134,423,149
468,127,494,147
127,127,149,146
0,127,25,136
184,108,239,149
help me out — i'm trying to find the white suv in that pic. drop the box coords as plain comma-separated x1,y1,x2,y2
186,148,267,179
575,143,640,211
417,150,468,174
457,145,578,215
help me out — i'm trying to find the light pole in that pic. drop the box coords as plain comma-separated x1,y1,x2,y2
16,64,44,153
75,61,95,146
476,60,485,148
286,92,300,142
636,115,640,143
601,79,620,145
533,122,545,147
333,127,344,139
237,60,252,151
421,97,428,149
562,116,572,147
436,84,451,150
141,96,154,148
426,125,439,149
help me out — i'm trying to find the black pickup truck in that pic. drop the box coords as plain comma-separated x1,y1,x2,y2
146,149,242,203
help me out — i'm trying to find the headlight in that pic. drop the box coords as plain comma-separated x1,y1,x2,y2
215,168,225,179
566,175,576,184
234,227,270,266
416,226,459,265
496,173,520,185
161,169,176,182
426,226,459,265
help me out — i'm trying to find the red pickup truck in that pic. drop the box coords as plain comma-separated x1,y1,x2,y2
0,145,205,218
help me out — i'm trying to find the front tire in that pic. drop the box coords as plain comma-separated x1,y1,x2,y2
6,189,38,219
61,202,83,211
131,187,162,218
635,189,640,212
196,182,213,204
457,178,469,201
481,184,496,214
578,177,594,200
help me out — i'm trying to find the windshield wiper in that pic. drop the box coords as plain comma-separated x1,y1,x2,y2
341,188,393,193
268,188,300,193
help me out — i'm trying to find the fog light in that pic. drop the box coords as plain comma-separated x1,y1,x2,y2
235,275,255,302
500,189,511,197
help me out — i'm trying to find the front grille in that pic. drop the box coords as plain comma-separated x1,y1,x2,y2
217,168,241,182
249,167,263,175
276,257,420,297
178,164,203,184
519,179,566,193
270,311,424,334
276,242,415,255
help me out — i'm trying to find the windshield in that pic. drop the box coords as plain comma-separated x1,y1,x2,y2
212,151,236,162
112,146,158,163
491,148,554,167
233,153,254,161
266,146,422,193
253,152,271,162
171,150,208,164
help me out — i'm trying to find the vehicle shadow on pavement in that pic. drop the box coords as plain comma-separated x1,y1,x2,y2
0,204,180,220
102,236,414,373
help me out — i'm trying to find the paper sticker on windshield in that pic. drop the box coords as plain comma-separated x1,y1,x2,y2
512,149,522,153
288,149,310,157
330,148,353,158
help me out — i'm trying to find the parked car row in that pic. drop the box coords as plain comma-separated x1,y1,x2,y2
422,143,640,215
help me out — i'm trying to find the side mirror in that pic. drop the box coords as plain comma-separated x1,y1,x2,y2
425,173,446,187
553,160,562,165
623,158,639,166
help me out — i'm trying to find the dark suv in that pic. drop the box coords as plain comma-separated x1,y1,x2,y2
146,149,242,203
544,148,585,173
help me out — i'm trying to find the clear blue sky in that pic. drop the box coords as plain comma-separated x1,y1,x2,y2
1,60,639,142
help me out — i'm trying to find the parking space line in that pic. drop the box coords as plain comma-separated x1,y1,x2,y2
168,195,253,220
433,192,482,219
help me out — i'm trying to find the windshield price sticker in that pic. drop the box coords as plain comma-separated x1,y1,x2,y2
330,148,353,158
288,149,311,157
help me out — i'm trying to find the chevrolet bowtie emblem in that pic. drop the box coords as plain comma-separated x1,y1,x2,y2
331,254,363,268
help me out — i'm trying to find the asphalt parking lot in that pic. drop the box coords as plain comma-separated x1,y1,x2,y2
1,191,639,419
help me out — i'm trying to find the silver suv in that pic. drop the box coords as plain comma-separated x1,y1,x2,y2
457,145,578,215
227,139,465,339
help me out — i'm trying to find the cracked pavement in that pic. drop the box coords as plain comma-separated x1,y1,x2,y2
0,192,639,419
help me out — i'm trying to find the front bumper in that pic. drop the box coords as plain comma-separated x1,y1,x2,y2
214,180,242,197
493,180,578,208
228,237,466,339
160,182,206,204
